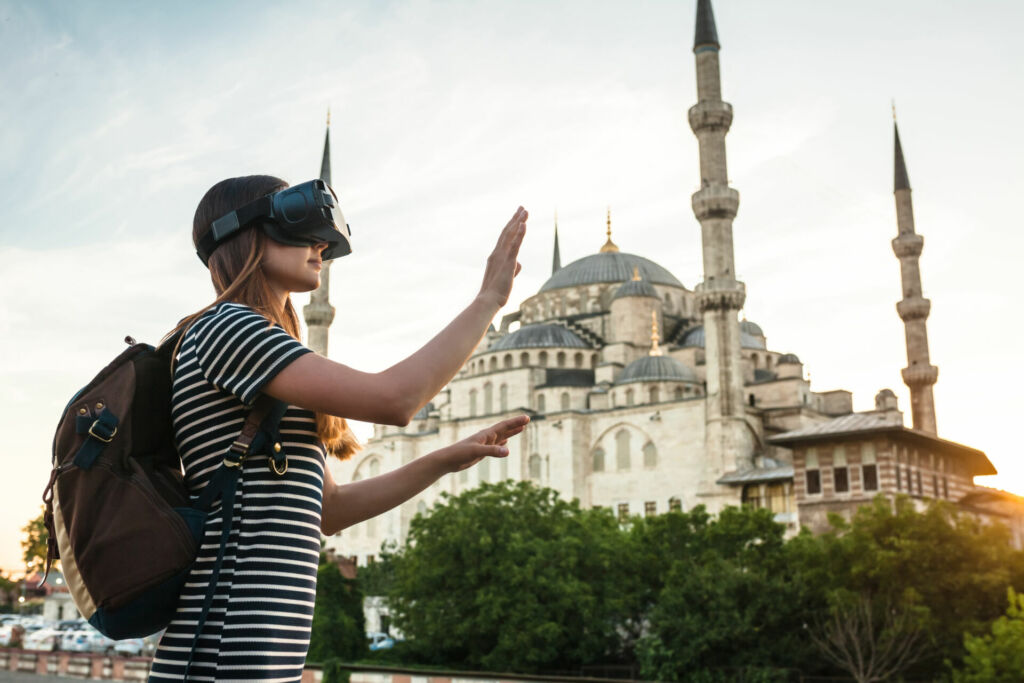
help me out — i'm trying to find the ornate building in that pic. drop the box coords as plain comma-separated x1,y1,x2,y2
321,0,1012,564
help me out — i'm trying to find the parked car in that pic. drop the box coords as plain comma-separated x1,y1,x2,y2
366,631,395,651
23,627,61,651
60,629,93,652
113,638,145,657
0,623,20,648
85,630,118,655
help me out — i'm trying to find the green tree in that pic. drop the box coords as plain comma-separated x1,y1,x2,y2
788,496,1024,680
635,506,812,681
386,480,627,674
22,507,50,574
309,555,367,664
951,587,1024,682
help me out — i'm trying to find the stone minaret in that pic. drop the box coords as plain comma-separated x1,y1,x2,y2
552,212,561,275
892,121,938,434
303,110,337,356
689,0,753,484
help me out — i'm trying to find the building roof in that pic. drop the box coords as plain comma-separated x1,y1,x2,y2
717,460,793,485
768,412,996,476
612,279,659,300
539,369,596,388
740,320,764,337
413,402,435,419
777,353,801,364
894,122,911,191
490,323,590,351
616,355,697,384
539,252,683,293
679,324,766,350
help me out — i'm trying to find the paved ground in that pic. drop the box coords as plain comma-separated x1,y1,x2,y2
0,673,101,682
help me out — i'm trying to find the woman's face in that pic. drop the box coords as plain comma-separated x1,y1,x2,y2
261,239,328,297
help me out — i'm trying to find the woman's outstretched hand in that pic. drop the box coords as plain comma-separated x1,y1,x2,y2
434,415,530,474
478,207,528,309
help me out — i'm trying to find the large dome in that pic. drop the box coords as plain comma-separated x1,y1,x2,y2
617,355,697,384
540,252,683,292
490,323,590,351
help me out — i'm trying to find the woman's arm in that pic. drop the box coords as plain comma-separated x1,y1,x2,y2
265,207,527,426
320,415,529,535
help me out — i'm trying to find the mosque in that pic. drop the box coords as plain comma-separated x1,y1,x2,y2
312,0,1019,567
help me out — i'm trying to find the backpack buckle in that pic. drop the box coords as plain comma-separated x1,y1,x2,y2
223,440,249,468
88,420,117,443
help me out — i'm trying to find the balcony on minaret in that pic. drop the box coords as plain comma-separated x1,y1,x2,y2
694,278,745,313
692,185,739,220
901,363,938,387
896,296,931,322
688,100,733,133
891,233,923,259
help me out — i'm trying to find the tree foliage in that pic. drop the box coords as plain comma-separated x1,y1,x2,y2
951,587,1024,682
387,480,626,673
22,507,50,574
309,556,367,664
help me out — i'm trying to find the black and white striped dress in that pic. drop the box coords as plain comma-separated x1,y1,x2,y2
149,302,324,682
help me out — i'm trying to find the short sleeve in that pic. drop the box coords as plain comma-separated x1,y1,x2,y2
191,303,313,406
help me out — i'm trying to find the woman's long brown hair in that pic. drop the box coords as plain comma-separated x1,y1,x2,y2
163,174,360,460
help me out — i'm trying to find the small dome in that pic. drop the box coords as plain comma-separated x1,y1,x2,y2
540,252,683,292
680,325,766,350
616,355,697,384
413,402,435,419
612,279,658,301
490,323,589,351
777,353,801,364
740,320,764,337
877,388,896,397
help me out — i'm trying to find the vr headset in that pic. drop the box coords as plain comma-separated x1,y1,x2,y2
196,179,352,266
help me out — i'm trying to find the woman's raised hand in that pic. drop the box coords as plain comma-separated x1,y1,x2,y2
434,415,530,474
477,207,528,309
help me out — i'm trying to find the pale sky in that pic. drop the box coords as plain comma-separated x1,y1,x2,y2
2,0,1022,576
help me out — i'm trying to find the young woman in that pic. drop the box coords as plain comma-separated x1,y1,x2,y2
148,175,529,681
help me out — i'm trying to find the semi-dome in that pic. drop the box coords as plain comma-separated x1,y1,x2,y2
740,320,764,337
777,353,801,364
612,279,658,300
617,355,697,384
540,252,683,292
490,323,590,351
679,325,766,350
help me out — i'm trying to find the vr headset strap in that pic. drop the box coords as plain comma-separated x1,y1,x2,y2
196,196,274,265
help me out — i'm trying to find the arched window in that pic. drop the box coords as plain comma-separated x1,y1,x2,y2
616,430,631,471
593,448,605,473
539,351,548,367
469,389,478,417
591,354,599,369
574,352,584,368
369,458,381,477
561,392,570,411
529,454,542,480
674,386,684,400
536,394,546,413
752,354,759,369
557,351,566,368
504,354,513,369
520,352,530,367
500,384,508,412
643,442,657,468
668,496,682,512
650,386,659,403
625,388,635,406
484,383,493,414
489,357,497,371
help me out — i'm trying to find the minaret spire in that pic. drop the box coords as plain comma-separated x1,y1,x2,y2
891,120,938,434
688,0,753,491
600,206,619,253
552,211,561,275
649,311,663,357
303,109,337,356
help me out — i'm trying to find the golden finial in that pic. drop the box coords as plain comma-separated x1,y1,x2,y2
327,107,331,127
891,100,896,122
632,265,641,281
650,311,662,357
600,206,619,253
554,210,558,229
